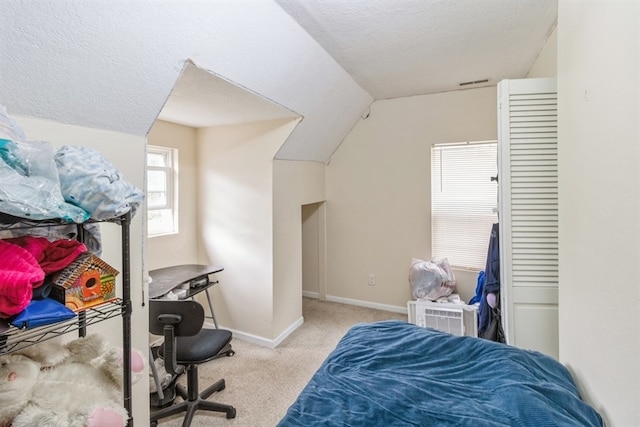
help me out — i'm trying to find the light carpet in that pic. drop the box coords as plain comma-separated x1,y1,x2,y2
155,297,406,427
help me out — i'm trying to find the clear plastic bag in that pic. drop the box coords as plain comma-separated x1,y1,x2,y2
0,105,88,222
0,139,89,222
55,145,144,220
433,257,456,287
0,104,26,143
409,257,456,301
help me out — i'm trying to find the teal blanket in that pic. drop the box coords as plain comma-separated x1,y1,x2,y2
278,320,602,427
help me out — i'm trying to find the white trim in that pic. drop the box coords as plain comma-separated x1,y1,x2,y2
218,295,407,349
147,145,179,237
272,316,304,347
324,295,407,315
318,202,327,300
303,290,408,314
207,316,305,349
302,290,320,299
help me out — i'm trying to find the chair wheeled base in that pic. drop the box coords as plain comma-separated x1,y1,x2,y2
149,299,237,426
150,373,236,426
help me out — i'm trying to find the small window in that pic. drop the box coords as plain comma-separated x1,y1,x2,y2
147,146,178,237
431,141,497,270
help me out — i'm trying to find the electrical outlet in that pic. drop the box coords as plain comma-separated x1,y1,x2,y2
368,274,376,286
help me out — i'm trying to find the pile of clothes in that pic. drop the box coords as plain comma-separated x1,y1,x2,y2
0,104,144,223
0,104,144,327
0,235,86,318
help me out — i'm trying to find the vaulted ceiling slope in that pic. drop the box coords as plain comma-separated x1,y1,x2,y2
156,61,301,129
276,0,558,100
0,1,371,162
0,1,556,163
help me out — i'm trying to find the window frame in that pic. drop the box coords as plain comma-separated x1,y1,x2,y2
431,140,498,271
147,145,179,237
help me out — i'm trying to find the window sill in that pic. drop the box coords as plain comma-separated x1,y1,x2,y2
148,231,179,238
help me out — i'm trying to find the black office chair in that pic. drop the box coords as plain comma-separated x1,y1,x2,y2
149,299,236,426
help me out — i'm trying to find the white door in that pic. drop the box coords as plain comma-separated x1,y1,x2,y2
498,78,558,359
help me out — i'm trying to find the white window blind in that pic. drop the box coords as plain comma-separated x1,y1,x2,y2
431,141,497,270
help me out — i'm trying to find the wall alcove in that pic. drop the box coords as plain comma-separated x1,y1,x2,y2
148,61,321,346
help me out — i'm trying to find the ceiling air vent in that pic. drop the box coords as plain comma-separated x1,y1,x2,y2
459,79,490,87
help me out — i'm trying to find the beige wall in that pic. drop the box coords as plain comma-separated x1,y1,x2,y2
148,119,318,345
528,26,557,78
146,120,201,270
302,202,323,296
326,86,498,309
558,2,639,425
13,116,149,424
196,119,299,343
273,159,325,340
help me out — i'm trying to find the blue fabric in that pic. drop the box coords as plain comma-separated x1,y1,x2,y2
483,223,501,293
278,321,603,427
9,297,76,329
468,270,485,305
479,223,500,337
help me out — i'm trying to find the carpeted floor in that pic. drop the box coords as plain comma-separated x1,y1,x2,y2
155,297,406,426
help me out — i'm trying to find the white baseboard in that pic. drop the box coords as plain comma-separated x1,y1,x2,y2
302,290,320,299
303,291,407,315
215,294,407,348
205,316,305,349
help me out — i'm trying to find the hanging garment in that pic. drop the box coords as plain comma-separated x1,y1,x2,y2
468,270,485,305
478,223,505,342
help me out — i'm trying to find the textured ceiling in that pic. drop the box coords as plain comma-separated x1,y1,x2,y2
162,0,557,129
157,61,299,128
0,1,372,162
0,0,557,162
275,0,558,99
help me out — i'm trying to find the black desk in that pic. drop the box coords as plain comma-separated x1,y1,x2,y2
147,264,228,406
149,264,224,327
149,264,223,299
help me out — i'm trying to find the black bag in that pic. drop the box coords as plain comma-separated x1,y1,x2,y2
481,307,505,343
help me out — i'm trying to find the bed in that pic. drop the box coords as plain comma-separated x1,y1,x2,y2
278,320,602,426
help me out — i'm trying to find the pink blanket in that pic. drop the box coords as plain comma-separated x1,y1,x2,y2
5,236,87,276
0,237,87,318
0,240,43,318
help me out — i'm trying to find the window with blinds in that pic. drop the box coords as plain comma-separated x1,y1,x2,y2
431,141,498,270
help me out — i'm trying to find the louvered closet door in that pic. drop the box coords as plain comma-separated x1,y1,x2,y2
498,78,558,359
